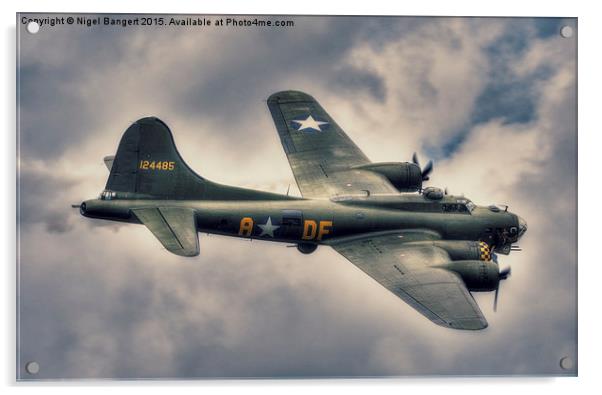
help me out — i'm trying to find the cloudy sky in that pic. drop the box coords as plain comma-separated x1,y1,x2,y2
17,15,577,379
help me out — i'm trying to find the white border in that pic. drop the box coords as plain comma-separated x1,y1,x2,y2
3,0,599,393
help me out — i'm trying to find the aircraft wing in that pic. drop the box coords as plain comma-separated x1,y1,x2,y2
329,231,489,330
132,207,199,257
267,90,398,198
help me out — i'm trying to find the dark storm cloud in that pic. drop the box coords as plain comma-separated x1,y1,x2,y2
471,21,545,126
534,18,566,39
17,15,577,379
18,15,413,162
18,164,78,233
18,24,134,158
172,17,407,125
429,20,549,159
331,65,386,101
18,229,444,378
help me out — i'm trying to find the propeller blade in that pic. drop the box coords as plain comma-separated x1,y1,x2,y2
499,266,511,280
412,153,434,181
493,265,511,312
412,152,420,166
71,204,80,208
422,160,433,179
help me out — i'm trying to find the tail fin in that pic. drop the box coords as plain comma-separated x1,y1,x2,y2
106,117,294,201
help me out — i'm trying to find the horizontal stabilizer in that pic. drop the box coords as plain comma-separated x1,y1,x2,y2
132,207,199,257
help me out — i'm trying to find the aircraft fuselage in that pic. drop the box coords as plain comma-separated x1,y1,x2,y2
80,195,522,252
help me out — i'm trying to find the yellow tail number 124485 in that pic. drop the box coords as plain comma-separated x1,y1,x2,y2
139,160,175,171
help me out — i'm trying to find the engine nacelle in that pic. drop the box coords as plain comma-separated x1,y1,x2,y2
407,240,492,262
443,260,501,292
402,241,500,291
352,162,422,192
297,243,318,254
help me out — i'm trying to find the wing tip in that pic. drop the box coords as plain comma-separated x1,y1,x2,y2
174,250,200,258
442,318,489,331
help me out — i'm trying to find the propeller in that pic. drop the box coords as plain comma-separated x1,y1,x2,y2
412,152,434,181
493,265,511,312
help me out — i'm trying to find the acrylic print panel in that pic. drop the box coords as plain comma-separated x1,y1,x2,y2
16,14,577,380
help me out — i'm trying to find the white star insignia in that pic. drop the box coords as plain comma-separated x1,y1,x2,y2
292,115,329,132
258,216,280,238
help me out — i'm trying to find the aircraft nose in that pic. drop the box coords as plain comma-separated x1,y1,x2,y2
517,216,527,239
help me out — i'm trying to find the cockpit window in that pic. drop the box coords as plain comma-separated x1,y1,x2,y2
442,203,471,214
466,201,476,212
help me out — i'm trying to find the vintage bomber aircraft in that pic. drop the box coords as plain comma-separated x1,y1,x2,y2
79,90,527,330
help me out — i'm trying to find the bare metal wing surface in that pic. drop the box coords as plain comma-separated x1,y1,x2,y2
267,90,398,198
328,231,489,330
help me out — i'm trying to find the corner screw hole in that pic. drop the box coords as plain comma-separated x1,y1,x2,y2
25,361,40,375
560,26,573,38
559,356,573,370
26,21,40,34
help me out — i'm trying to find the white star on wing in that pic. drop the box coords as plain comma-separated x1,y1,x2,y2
292,115,329,132
258,216,280,238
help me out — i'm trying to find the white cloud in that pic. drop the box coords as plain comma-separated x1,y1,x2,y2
322,18,506,162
